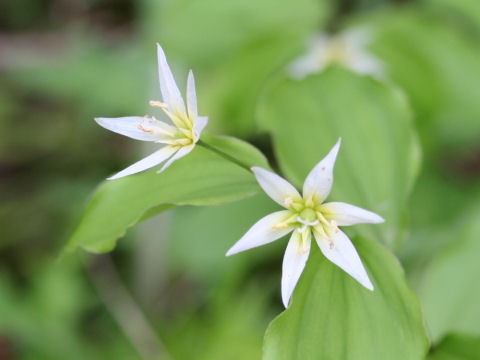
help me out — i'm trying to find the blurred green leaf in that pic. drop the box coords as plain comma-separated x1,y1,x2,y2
263,237,428,360
370,10,480,153
419,202,480,341
427,333,480,360
153,0,329,66
258,68,420,250
166,281,275,360
0,259,137,360
67,134,268,253
150,0,332,135
11,41,149,116
168,193,278,282
426,0,480,38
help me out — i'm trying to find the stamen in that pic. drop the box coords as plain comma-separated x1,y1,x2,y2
137,123,154,134
304,196,314,208
177,127,194,139
328,239,335,249
316,211,330,227
149,100,168,109
330,220,339,233
284,197,294,207
162,108,189,129
298,245,310,255
291,202,304,212
272,213,298,230
273,223,287,229
158,138,192,146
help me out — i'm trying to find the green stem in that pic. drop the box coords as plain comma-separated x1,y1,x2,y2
197,140,252,172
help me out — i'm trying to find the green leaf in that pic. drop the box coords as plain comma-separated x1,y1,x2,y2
427,333,480,360
167,193,279,282
152,0,329,67
258,68,420,250
66,134,268,253
426,0,480,38
369,9,480,153
263,237,429,360
419,203,480,341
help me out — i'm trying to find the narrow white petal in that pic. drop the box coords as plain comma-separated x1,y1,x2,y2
321,202,384,226
186,70,198,120
251,167,302,209
302,138,341,203
348,53,384,77
156,144,195,174
226,210,294,256
156,43,186,115
314,229,373,291
287,35,329,79
193,116,208,142
281,230,311,308
287,54,320,80
95,117,170,142
108,146,178,180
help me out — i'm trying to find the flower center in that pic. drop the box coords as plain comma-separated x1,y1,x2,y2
299,208,317,224
321,39,352,66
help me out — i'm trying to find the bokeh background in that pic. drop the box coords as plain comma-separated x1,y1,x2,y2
1,0,480,359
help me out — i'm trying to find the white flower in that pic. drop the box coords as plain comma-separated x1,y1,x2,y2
95,44,208,180
226,139,384,307
288,27,384,80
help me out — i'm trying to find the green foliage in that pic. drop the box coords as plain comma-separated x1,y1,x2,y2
369,9,480,153
426,0,480,38
167,194,279,282
419,203,480,341
3,0,480,357
258,68,420,250
67,134,268,253
149,0,332,135
263,237,429,360
427,333,480,360
0,258,137,359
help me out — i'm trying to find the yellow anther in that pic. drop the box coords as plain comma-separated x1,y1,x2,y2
330,220,339,233
328,239,335,249
137,123,154,134
298,245,310,255
149,100,168,108
284,197,294,207
273,222,289,229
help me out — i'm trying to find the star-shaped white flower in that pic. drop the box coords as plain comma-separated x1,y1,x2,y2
226,139,384,307
95,44,208,180
288,27,384,80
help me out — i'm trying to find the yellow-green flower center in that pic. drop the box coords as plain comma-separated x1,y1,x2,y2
299,208,317,223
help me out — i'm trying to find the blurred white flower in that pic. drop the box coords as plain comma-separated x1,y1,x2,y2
226,139,384,307
95,44,208,180
288,27,384,79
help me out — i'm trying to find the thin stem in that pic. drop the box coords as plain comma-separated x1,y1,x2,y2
197,140,252,172
84,254,173,360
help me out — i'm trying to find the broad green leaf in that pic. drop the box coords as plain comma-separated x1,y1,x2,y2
263,237,429,360
258,68,419,250
67,135,268,253
419,203,480,341
427,333,480,360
